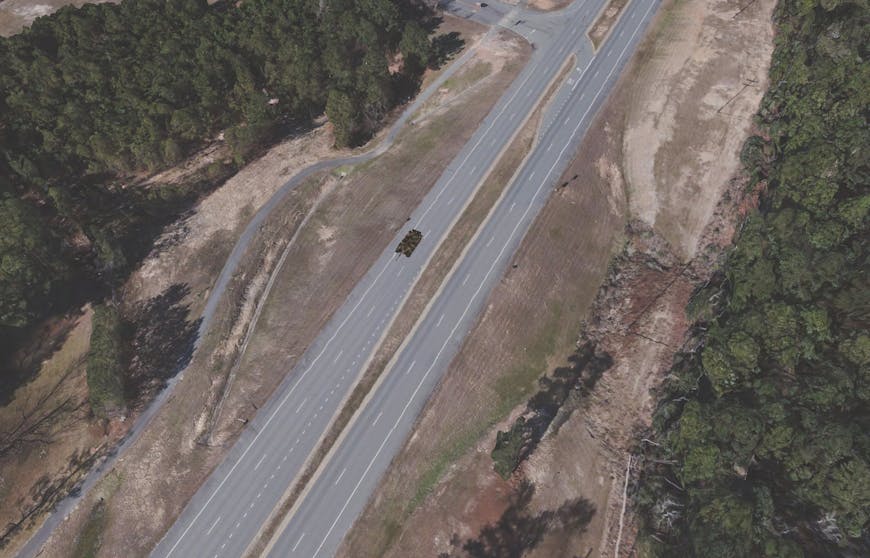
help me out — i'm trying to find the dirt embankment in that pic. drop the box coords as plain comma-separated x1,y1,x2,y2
20,21,535,558
528,0,573,12
340,0,777,556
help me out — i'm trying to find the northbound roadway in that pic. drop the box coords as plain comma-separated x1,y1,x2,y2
151,0,660,556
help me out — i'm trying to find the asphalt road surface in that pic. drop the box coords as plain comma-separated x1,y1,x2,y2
151,1,660,557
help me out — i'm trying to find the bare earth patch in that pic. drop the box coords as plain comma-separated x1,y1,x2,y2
23,21,532,558
623,0,773,260
0,0,113,36
341,0,777,556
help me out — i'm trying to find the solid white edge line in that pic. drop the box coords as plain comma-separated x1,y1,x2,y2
291,532,305,552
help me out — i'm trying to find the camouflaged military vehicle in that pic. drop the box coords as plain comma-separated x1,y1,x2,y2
395,229,423,257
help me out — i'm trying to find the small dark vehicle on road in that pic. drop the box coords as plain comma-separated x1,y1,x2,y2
396,229,423,257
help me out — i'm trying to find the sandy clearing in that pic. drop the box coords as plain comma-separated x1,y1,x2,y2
0,0,114,36
622,0,774,260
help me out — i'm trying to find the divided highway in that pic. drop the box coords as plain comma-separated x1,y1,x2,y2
264,1,660,556
151,0,660,556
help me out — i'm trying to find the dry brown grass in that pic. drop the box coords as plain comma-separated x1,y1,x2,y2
622,0,775,260
0,308,109,556
589,0,629,49
0,0,114,36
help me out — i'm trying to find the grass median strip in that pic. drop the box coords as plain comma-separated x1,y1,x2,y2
589,0,630,50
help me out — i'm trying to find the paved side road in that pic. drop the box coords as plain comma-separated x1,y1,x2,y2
147,0,660,557
263,1,661,556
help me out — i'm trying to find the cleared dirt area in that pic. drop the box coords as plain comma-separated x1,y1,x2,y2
0,0,113,36
21,22,533,558
623,0,773,260
340,0,776,556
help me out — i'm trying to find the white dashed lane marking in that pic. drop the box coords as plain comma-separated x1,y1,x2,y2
294,398,307,414
334,468,347,486
205,517,221,536
292,533,305,552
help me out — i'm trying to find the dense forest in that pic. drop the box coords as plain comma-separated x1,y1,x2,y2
0,0,433,351
636,0,868,556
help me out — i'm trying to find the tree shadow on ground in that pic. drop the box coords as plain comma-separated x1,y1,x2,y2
0,308,87,407
441,481,596,558
125,283,200,406
491,343,614,478
432,31,466,68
